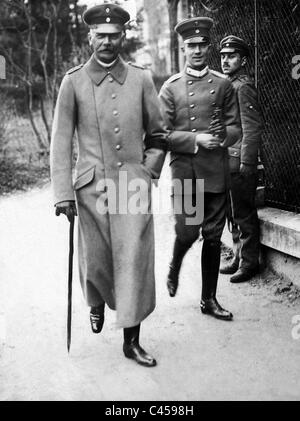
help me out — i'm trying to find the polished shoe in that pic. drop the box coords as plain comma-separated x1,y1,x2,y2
219,260,239,275
200,297,233,321
123,342,157,367
90,305,104,334
230,267,259,283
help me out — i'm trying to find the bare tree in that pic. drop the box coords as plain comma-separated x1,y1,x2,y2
167,0,181,73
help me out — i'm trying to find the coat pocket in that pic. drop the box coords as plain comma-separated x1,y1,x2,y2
73,166,96,191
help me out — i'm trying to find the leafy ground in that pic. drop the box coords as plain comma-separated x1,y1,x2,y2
0,106,50,196
221,242,300,307
0,156,49,196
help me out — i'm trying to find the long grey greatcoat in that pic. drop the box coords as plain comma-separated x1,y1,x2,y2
50,55,166,328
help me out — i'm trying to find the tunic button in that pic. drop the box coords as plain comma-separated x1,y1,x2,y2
212,102,216,106
190,116,196,121
210,90,215,94
191,129,197,132
208,79,213,83
113,110,118,116
249,105,253,109
108,77,114,83
112,93,116,99
189,92,195,96
114,127,120,133
188,81,193,85
116,144,121,150
117,162,123,168
190,104,195,108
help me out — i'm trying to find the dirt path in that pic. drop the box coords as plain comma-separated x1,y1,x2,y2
1,166,300,401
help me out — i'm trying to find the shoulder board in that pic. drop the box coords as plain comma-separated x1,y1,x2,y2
166,73,182,83
128,62,145,70
237,74,253,84
66,64,83,75
209,69,227,79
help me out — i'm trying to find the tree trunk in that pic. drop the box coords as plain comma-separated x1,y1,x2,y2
167,0,180,74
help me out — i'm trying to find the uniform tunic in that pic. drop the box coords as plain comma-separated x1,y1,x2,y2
159,65,241,243
159,65,241,193
50,55,166,328
227,72,264,270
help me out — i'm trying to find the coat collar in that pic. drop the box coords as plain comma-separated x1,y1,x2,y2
227,69,247,83
185,64,209,78
84,54,128,85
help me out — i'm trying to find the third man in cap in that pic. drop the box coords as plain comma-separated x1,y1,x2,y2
219,36,264,283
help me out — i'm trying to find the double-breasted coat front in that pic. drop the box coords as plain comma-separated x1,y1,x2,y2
50,56,166,328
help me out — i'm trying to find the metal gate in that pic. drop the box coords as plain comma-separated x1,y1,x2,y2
187,0,300,213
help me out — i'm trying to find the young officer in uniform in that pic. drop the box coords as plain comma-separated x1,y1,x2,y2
219,36,264,283
50,3,167,367
159,18,241,320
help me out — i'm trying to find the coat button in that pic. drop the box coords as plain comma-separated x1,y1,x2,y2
188,81,193,85
114,127,120,133
108,76,114,82
189,92,195,96
212,102,216,106
190,104,195,108
210,90,215,94
113,110,118,116
117,162,123,168
249,105,253,109
190,116,196,121
208,79,213,83
116,144,121,150
112,93,116,99
191,129,196,132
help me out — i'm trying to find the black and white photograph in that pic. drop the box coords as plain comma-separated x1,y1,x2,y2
0,0,299,404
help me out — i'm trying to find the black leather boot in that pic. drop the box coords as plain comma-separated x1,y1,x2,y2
90,303,105,333
167,238,191,297
200,240,233,321
123,324,157,367
219,258,239,274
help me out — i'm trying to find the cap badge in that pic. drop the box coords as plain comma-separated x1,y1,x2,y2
106,17,111,22
106,8,110,13
195,29,200,33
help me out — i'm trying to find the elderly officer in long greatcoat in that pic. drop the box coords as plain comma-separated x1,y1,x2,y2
219,36,263,283
50,4,167,367
159,18,241,320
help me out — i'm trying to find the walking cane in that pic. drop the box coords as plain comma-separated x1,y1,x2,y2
67,214,75,353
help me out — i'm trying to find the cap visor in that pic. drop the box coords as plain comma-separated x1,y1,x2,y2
89,23,123,33
184,36,210,44
220,47,236,53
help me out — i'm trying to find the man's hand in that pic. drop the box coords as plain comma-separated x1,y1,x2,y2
196,133,221,150
55,201,77,222
208,119,227,140
240,163,257,176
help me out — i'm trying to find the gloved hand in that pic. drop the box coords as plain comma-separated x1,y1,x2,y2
240,163,257,177
55,201,77,222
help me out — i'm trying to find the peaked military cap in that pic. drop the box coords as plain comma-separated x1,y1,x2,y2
220,35,250,57
83,3,130,33
175,17,213,44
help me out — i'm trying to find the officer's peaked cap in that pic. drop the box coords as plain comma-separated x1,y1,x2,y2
83,3,130,33
175,17,213,44
220,35,250,56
